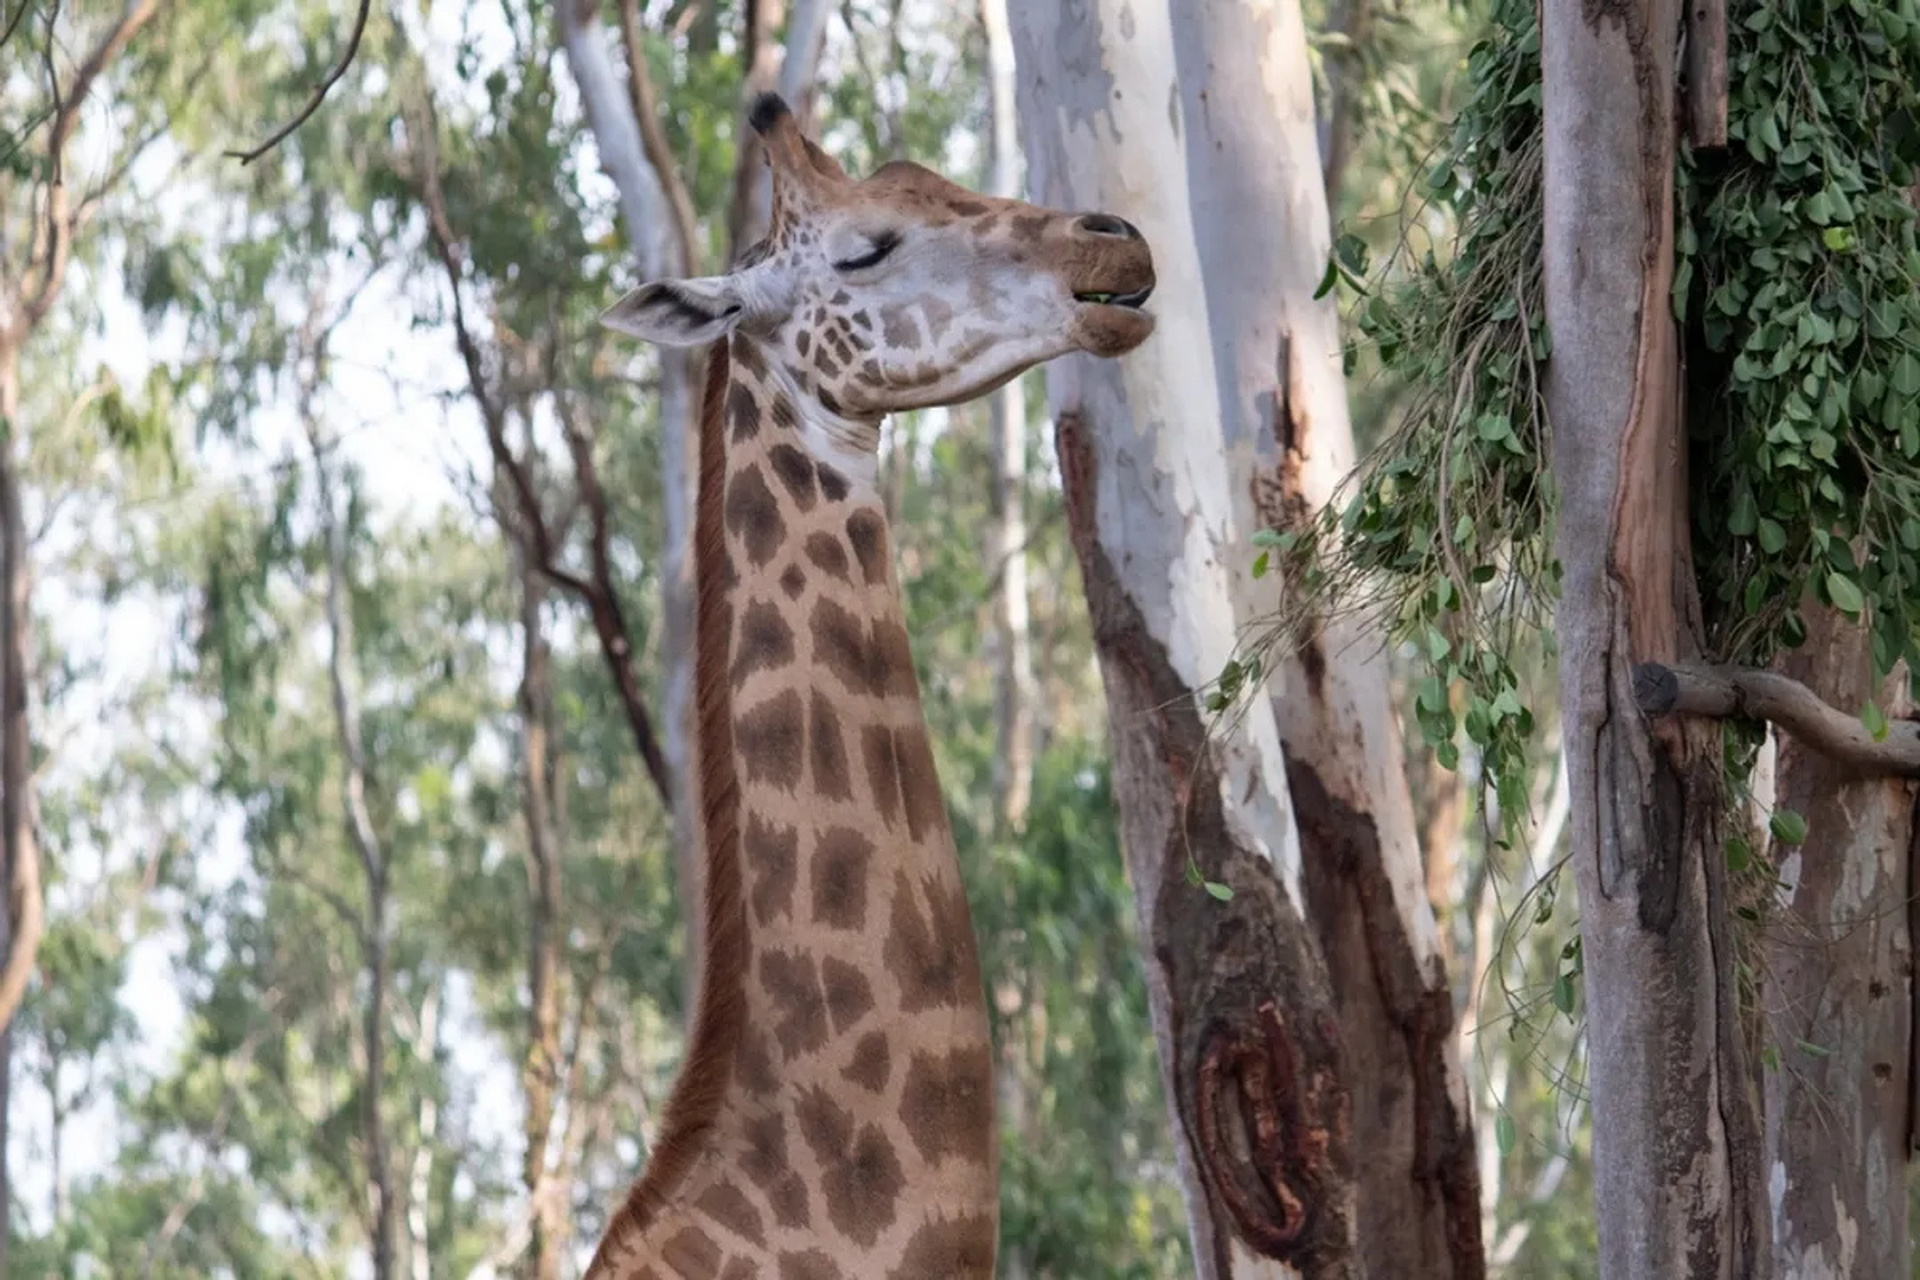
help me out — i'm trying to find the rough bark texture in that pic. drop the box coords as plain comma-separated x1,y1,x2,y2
1014,5,1360,1275
1170,4,1481,1274
1541,0,1768,1273
1759,608,1912,1278
980,0,1036,834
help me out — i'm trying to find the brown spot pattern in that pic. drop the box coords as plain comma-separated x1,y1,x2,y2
797,1087,906,1247
893,723,945,841
809,691,853,800
743,811,798,925
732,599,796,689
812,597,909,698
844,1030,891,1092
805,531,852,582
817,463,852,504
862,725,901,827
728,383,760,442
732,338,767,379
735,688,804,788
821,955,875,1032
742,1112,811,1228
695,1179,766,1246
760,948,830,1060
845,509,888,583
779,1251,843,1280
735,1024,779,1096
884,870,972,1012
780,564,808,599
661,1226,722,1275
812,826,874,930
767,443,818,510
725,466,784,567
886,1214,998,1279
772,394,800,432
898,1043,996,1168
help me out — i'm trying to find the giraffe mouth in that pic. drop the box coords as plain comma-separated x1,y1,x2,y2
1074,284,1154,309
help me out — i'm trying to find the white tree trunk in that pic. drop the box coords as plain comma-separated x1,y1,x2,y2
980,0,1036,834
1014,5,1359,1275
1169,3,1481,1272
555,0,702,994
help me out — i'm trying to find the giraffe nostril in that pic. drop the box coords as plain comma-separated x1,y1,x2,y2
1077,212,1143,240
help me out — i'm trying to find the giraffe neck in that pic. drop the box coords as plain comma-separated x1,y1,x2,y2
589,337,998,1279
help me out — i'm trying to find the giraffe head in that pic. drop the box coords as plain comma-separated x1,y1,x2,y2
602,93,1155,419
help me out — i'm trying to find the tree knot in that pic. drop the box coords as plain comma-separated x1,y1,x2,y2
1194,1000,1349,1258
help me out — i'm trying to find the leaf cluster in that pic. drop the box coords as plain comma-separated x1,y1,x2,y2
1681,0,1920,679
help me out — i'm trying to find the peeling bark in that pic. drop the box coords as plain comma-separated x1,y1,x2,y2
1014,4,1359,1274
1759,608,1911,1278
1170,3,1481,1273
1541,0,1767,1271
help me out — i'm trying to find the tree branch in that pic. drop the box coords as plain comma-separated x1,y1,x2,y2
403,81,676,814
615,0,698,275
226,0,372,164
23,0,160,329
1634,661,1920,775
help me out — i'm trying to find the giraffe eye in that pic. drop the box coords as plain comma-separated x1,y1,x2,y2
832,232,901,272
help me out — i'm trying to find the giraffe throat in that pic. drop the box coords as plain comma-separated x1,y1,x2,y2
587,335,999,1279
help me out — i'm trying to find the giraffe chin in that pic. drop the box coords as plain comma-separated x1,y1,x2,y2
1072,304,1157,358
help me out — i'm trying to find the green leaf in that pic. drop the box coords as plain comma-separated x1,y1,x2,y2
1725,835,1752,872
1863,701,1890,741
1251,551,1270,579
1771,809,1809,845
1313,256,1341,300
1757,518,1787,553
1827,571,1865,614
1822,225,1856,251
1552,972,1576,1016
1203,880,1234,902
1495,1112,1517,1155
1894,354,1920,397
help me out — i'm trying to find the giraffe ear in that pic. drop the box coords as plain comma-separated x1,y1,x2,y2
601,277,745,347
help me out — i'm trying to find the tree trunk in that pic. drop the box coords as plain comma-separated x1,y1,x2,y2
1541,0,1768,1273
1760,607,1912,1277
1170,4,1481,1274
515,559,567,1280
979,0,1035,835
1013,6,1359,1275
307,399,398,1280
0,348,36,1279
555,0,703,1004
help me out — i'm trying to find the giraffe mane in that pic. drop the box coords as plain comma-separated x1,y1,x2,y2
599,339,747,1241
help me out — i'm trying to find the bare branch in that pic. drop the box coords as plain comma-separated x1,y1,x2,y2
403,80,676,813
226,0,372,164
615,0,698,274
1635,661,1920,776
24,0,161,329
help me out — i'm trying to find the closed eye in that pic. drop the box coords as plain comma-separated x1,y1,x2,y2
833,232,901,272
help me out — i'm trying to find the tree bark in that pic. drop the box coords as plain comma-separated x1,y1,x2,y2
305,364,398,1280
515,557,568,1280
1757,610,1911,1277
555,0,703,1002
979,0,1036,834
1170,4,1482,1274
1541,0,1767,1272
1013,6,1359,1276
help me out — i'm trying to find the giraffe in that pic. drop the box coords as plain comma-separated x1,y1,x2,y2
586,93,1155,1279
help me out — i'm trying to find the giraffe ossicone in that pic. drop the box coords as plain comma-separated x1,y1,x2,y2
586,92,1155,1280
